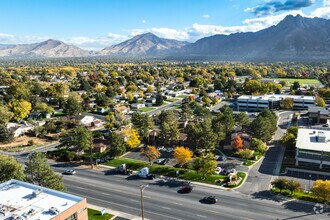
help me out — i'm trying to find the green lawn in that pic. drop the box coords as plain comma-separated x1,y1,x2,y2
261,78,322,85
139,107,155,112
167,98,180,102
104,158,247,186
88,208,114,220
242,160,255,166
271,188,320,203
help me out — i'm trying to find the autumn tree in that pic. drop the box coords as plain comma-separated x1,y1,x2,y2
8,99,32,121
0,154,25,182
233,135,243,151
173,146,193,167
141,146,161,165
25,152,65,191
311,180,330,203
121,128,141,149
105,112,115,130
280,98,294,109
315,96,326,107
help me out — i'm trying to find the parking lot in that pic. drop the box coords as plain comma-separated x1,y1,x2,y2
123,146,177,166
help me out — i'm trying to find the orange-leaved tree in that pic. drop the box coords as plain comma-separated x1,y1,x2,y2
141,146,161,165
233,135,243,151
173,146,193,167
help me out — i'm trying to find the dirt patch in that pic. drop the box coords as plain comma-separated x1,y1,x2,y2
0,136,49,148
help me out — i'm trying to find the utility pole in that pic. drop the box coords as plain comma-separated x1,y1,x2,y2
308,174,312,193
140,184,149,220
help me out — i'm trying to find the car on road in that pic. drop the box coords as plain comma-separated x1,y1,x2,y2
214,167,222,175
322,124,329,127
200,196,217,204
63,169,76,175
178,185,193,193
155,158,169,165
215,155,226,161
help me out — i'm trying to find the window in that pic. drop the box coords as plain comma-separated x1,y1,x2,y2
65,213,77,220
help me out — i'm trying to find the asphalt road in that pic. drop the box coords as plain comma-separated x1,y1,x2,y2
237,111,294,195
53,166,328,220
147,99,183,115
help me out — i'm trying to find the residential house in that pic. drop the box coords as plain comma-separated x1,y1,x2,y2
131,103,145,109
75,115,95,126
113,106,130,114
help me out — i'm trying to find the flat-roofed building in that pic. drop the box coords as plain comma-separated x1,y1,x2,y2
0,179,87,220
308,106,329,124
295,128,330,169
237,94,315,111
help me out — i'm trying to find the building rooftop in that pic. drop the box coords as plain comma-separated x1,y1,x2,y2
296,128,330,153
308,106,329,115
0,179,83,220
238,94,315,101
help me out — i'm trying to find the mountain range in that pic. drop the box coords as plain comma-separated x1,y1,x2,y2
1,15,330,61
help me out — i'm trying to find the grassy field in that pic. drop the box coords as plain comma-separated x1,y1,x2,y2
104,158,246,186
87,208,114,220
261,78,322,85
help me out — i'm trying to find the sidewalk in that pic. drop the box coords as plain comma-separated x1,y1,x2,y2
87,203,144,220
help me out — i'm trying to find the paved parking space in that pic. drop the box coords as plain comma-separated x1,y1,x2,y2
123,147,177,166
217,158,249,172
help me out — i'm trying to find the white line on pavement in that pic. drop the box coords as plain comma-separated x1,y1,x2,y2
196,214,207,218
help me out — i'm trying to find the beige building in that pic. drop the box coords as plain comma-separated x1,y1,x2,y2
0,179,87,220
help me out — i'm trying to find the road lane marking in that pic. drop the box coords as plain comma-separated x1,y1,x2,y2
173,202,183,206
161,206,171,210
130,199,139,202
196,214,207,218
75,186,85,189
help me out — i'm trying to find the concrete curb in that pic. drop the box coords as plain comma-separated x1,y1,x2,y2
232,171,248,190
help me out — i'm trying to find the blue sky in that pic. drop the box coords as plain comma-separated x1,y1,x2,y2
0,0,329,50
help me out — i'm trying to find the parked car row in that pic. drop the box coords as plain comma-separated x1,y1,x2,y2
157,146,174,153
214,167,237,176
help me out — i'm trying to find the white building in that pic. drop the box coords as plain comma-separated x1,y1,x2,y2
237,94,315,111
0,179,87,220
131,103,145,109
295,128,330,169
75,115,95,126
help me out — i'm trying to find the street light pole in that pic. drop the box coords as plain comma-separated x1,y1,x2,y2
308,175,311,193
140,184,149,220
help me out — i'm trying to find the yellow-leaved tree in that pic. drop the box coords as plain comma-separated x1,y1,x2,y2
311,180,330,203
8,99,32,121
173,146,193,167
121,128,141,149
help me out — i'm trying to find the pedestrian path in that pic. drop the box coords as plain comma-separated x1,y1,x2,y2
87,204,144,220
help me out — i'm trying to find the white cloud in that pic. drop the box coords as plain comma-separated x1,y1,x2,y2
0,33,49,45
202,14,210,19
310,6,330,18
324,0,330,6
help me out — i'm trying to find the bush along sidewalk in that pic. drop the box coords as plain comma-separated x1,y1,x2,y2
104,158,246,188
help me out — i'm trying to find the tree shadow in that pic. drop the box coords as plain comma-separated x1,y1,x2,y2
281,200,316,214
251,190,287,203
151,178,189,188
51,162,80,168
